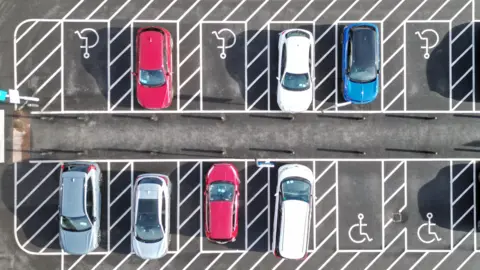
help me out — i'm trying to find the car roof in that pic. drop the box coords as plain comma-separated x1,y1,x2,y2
61,171,87,217
209,201,233,239
139,28,164,70
350,26,377,67
279,200,309,259
285,36,311,74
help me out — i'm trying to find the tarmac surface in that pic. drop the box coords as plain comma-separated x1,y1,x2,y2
2,0,480,269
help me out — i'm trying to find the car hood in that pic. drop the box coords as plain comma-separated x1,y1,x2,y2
60,229,94,255
344,78,378,104
209,201,233,240
133,237,168,259
277,86,313,113
137,82,171,109
207,165,238,184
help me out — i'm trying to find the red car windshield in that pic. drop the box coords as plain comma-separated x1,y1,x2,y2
139,69,166,87
208,182,234,202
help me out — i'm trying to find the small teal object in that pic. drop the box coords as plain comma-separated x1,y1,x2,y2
0,90,8,102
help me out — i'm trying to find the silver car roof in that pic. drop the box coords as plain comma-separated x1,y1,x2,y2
61,171,87,217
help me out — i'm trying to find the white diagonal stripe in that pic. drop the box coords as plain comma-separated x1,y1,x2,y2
155,0,179,20
315,161,336,182
16,163,42,184
224,0,246,21
360,0,383,21
315,184,335,205
179,162,200,183
17,23,60,65
247,24,267,46
316,206,336,227
315,68,335,89
452,89,473,111
86,0,108,19
432,230,473,270
384,183,405,206
18,164,60,207
18,44,61,88
110,88,132,111
111,68,132,90
383,161,405,182
182,253,201,270
111,207,131,229
113,253,132,270
19,67,61,110
110,162,132,184
272,259,285,270
382,0,405,22
136,260,149,270
384,45,404,66
108,0,132,20
450,0,471,21
292,0,314,21
180,90,201,111
364,229,406,270
179,67,200,89
247,207,268,228
247,184,267,206
205,253,223,270
451,67,472,89
62,0,85,19
179,0,223,44
179,206,200,228
453,183,473,205
409,252,428,270
383,68,404,89
247,167,263,183
315,90,336,111
91,232,131,270
41,89,62,112
315,24,335,44
453,205,473,228
17,187,59,230
386,252,406,270
383,0,428,43
68,254,86,270
160,231,200,270
40,233,59,253
22,211,58,247
313,0,338,22
452,44,472,66
452,22,473,44
457,252,476,270
15,21,38,43
428,0,450,20
246,0,268,22
248,90,268,110
180,45,200,67
295,229,336,270
180,185,200,206
383,89,405,111
315,45,335,67
110,185,131,206
340,252,359,270
247,68,268,90
249,252,269,270
247,46,268,68
111,45,131,66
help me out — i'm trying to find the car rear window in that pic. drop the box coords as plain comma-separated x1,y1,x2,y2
63,164,89,172
281,178,311,203
209,182,234,202
286,30,309,39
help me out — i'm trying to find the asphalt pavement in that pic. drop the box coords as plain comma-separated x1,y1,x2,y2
3,0,480,270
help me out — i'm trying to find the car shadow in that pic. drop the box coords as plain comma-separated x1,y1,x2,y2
426,22,475,102
417,163,476,232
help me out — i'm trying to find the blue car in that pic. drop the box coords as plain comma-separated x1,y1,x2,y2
341,23,380,104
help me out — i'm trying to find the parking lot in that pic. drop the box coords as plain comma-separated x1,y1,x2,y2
10,158,480,269
12,0,480,114
7,0,480,269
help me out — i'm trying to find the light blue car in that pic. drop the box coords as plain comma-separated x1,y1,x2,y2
341,23,380,104
59,162,102,255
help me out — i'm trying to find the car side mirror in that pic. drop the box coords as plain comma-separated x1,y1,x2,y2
131,72,137,77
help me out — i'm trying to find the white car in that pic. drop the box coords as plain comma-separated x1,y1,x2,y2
276,29,314,113
272,164,314,260
132,174,171,259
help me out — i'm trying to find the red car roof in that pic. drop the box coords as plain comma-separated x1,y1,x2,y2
138,29,164,70
209,201,233,239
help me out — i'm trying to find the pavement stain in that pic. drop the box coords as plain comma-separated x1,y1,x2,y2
12,110,30,163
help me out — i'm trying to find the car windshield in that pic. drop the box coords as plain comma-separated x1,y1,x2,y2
139,69,166,87
348,27,377,83
209,182,235,202
281,72,310,91
281,178,311,203
135,199,163,243
60,216,92,232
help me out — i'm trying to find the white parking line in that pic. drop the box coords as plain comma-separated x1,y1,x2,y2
179,206,200,229
408,252,428,270
247,184,267,206
15,21,38,43
179,67,200,89
383,89,405,111
452,22,473,43
155,0,179,20
271,258,285,270
315,184,335,206
432,230,473,270
16,23,60,65
292,0,314,21
340,252,360,270
249,252,269,270
179,45,200,67
247,46,267,68
246,68,268,91
316,90,336,111
111,68,132,90
247,89,268,110
452,67,473,90
182,253,201,270
179,184,200,206
451,0,472,22
136,259,149,270
453,183,473,206
360,0,383,21
364,228,406,270
179,0,223,44
16,163,42,184
204,253,223,270
227,229,268,270
315,45,335,67
110,162,132,184
384,183,405,206
224,0,246,21
453,205,474,228
452,44,472,67
384,45,404,67
180,90,201,111
17,43,61,88
316,206,336,228
383,68,404,90
18,164,60,207
179,162,200,183
110,185,131,206
428,0,450,20
313,0,338,22
68,254,86,270
108,0,132,21
315,68,335,89
22,211,58,248
110,88,132,111
383,0,427,43
457,252,476,270
40,233,59,253
111,44,131,66
41,89,62,112
247,206,267,229
111,207,131,229
246,167,263,183
91,232,131,270
19,67,61,110
160,231,200,270
17,187,59,230
295,229,336,270
113,253,132,270
383,161,405,183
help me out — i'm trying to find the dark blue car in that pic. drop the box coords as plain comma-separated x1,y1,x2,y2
341,23,380,104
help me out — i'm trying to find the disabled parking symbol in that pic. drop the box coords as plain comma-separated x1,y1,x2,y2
415,29,439,59
75,28,99,59
417,212,442,244
211,28,236,59
348,213,373,244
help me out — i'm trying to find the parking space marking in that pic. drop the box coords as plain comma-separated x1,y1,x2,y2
432,230,474,270
22,210,58,248
226,229,268,270
294,229,336,270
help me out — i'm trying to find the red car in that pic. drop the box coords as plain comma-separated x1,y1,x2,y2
134,27,173,109
204,163,240,244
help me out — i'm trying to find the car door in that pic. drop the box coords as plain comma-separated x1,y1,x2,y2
162,35,171,94
272,182,282,251
163,184,170,243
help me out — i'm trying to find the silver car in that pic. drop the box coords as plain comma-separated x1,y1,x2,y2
132,174,171,259
59,162,102,255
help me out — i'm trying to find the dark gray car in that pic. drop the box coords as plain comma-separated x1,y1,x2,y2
59,162,102,255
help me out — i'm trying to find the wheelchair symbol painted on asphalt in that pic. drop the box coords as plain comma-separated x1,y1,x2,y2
417,212,442,244
211,28,236,59
415,29,439,59
348,213,373,244
75,28,100,59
